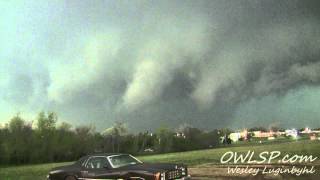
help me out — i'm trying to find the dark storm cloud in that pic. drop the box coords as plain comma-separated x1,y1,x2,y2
2,0,320,130
2,59,51,110
5,73,34,104
48,0,320,130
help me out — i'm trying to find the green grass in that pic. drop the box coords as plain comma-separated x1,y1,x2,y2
1,140,320,180
139,140,320,165
0,162,72,180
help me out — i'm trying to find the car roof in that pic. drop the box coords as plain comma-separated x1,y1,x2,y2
76,153,131,164
86,153,130,157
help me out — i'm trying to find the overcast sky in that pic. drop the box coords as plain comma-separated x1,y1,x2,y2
1,0,320,131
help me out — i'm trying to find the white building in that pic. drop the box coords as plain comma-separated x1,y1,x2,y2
285,129,298,138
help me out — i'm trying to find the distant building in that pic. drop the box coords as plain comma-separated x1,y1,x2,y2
253,131,273,138
229,132,241,142
300,127,320,135
285,129,298,138
252,130,284,138
175,132,186,138
310,134,317,140
229,129,248,142
301,127,312,134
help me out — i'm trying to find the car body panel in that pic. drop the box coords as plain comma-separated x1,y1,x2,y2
47,154,190,180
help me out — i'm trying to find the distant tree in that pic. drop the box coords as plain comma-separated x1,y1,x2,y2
8,114,24,132
0,123,9,164
222,134,232,145
218,128,233,136
201,130,220,148
58,122,72,132
155,127,174,153
102,122,127,153
247,132,254,141
249,127,267,132
0,112,261,165
6,114,34,164
35,112,57,162
37,112,57,133
74,125,95,156
270,126,280,132
54,122,75,161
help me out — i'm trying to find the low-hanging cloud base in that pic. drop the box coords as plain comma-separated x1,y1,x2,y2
1,0,320,131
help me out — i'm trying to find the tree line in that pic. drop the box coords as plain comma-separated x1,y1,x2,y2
0,112,221,165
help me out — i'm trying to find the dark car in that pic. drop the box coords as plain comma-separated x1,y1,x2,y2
47,153,191,180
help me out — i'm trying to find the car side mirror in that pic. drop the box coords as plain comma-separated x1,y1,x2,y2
103,164,109,169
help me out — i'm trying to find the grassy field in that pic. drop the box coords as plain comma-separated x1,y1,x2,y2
1,140,320,180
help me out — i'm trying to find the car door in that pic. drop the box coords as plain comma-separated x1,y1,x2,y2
81,156,124,179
